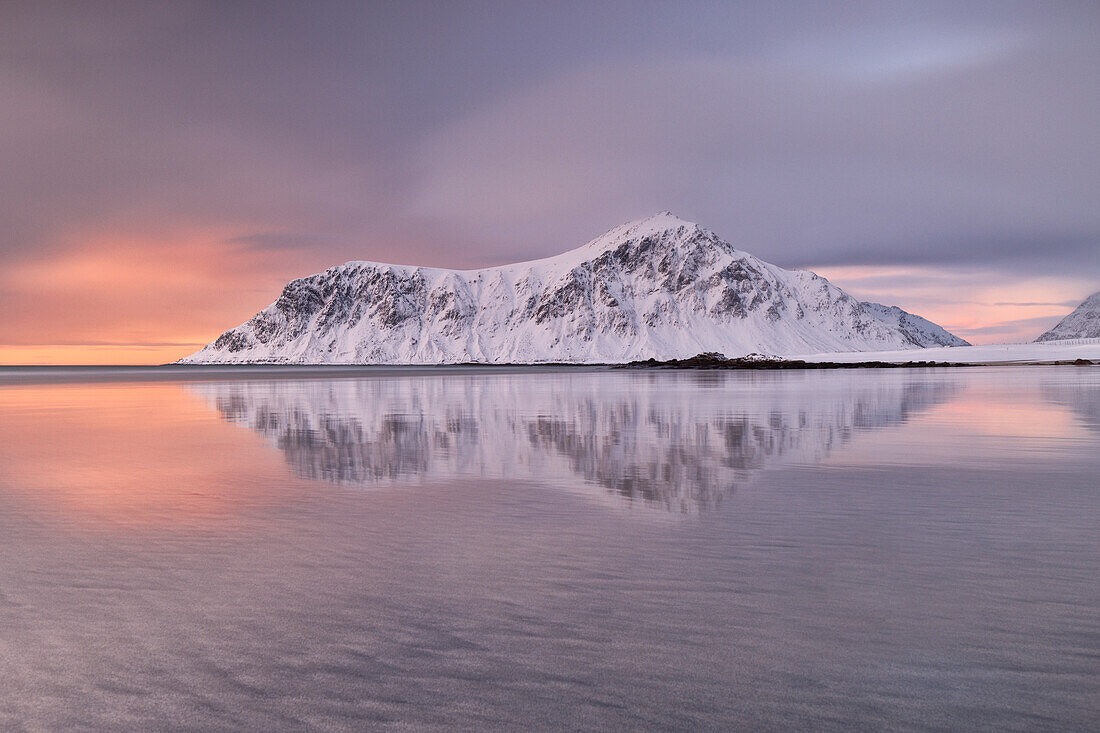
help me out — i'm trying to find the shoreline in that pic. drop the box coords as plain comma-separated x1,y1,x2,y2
616,354,1096,370
0,357,1094,387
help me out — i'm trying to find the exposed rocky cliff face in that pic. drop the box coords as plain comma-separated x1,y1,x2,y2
183,212,967,364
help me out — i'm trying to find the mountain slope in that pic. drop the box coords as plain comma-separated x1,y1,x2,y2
1034,291,1100,341
183,212,967,364
859,301,969,347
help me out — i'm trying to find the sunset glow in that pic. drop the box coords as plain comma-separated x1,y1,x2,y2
0,227,337,364
2,4,1099,730
1,248,1091,364
1,2,1096,363
812,265,1095,345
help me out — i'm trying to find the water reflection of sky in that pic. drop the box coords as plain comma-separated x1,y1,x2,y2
821,368,1100,469
1,368,1098,729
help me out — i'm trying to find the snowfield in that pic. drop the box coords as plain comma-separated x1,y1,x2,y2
183,212,967,364
794,339,1100,365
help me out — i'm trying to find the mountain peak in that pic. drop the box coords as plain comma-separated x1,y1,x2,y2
621,210,697,233
573,211,705,259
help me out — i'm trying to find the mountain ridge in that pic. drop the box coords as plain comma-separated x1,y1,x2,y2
183,213,968,364
1034,291,1100,342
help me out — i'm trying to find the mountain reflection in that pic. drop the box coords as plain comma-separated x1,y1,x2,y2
188,372,955,513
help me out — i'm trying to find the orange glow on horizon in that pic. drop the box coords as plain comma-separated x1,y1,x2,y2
0,225,334,366
810,264,1090,345
0,226,1091,365
0,344,203,366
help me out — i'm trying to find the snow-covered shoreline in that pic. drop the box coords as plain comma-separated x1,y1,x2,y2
793,339,1100,365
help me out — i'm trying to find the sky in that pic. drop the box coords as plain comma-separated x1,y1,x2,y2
1,0,1098,364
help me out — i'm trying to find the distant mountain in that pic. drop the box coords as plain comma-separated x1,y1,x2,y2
1034,291,1100,342
182,212,967,364
859,301,969,347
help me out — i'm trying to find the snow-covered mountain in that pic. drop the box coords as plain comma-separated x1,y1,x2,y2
183,212,966,364
1034,291,1100,341
859,301,969,347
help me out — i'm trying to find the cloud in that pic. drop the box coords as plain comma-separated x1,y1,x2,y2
779,24,1028,82
0,2,1098,361
993,300,1081,308
810,264,1096,344
953,316,1064,338
3,340,206,348
408,35,1100,279
224,233,338,253
0,227,331,353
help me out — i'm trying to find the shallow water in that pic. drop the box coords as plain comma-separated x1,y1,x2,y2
0,366,1097,731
